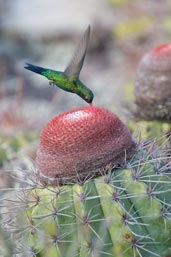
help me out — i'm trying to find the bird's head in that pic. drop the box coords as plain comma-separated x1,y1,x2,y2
76,86,94,104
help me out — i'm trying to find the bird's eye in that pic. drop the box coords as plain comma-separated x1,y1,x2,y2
49,81,54,86
85,96,89,102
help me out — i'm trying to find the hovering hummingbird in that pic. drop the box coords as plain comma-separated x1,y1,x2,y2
25,26,94,104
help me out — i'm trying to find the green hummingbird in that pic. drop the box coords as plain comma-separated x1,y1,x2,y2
25,26,94,104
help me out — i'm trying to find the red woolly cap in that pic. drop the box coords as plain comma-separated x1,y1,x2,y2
151,43,171,57
36,106,135,185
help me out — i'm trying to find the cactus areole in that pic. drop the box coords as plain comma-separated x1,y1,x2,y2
36,106,135,184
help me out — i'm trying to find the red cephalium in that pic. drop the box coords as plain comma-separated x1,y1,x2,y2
36,106,135,185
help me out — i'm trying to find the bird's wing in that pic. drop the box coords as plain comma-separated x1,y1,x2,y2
64,25,90,81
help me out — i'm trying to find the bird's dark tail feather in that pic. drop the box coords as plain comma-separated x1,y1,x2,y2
24,63,46,75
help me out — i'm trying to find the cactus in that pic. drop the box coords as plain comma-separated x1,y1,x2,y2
1,138,171,257
135,43,171,121
1,106,171,257
129,43,171,143
128,119,171,145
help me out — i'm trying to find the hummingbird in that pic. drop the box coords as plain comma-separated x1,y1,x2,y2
25,26,94,104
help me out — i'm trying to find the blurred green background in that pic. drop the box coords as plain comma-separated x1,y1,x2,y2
0,0,171,185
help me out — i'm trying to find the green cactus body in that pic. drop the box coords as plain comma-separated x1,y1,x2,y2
5,141,171,257
129,120,171,145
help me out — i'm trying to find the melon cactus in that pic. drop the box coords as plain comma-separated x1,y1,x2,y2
1,106,171,257
130,43,171,142
135,43,171,121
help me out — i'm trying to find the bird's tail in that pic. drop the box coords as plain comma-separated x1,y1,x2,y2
24,63,47,75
